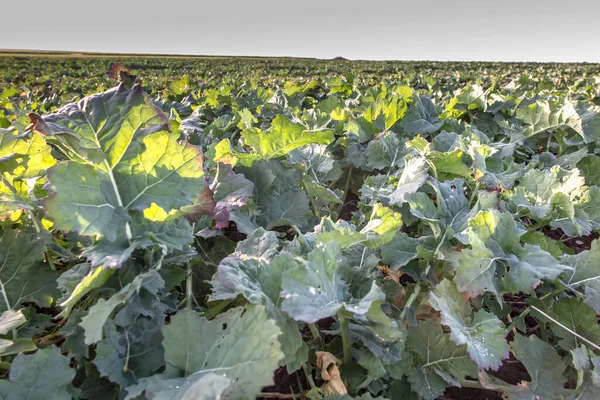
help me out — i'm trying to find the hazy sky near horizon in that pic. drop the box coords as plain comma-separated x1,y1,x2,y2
2,0,600,62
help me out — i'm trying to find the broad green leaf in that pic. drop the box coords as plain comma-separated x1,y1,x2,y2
532,298,600,352
380,232,436,271
93,318,164,387
210,162,254,228
59,266,115,316
79,270,164,344
407,178,470,240
480,334,568,400
32,84,209,244
0,346,75,400
520,231,574,258
388,157,429,206
427,149,471,179
238,160,312,229
570,345,600,399
577,156,600,186
504,244,570,293
401,95,443,135
0,129,55,179
468,209,522,255
287,144,342,184
127,306,283,400
209,253,307,372
281,242,385,323
124,372,232,400
453,245,500,297
224,115,334,166
454,85,487,111
406,320,478,400
366,132,405,170
516,99,582,139
0,229,58,312
562,239,600,313
316,205,402,249
0,337,37,357
429,279,509,370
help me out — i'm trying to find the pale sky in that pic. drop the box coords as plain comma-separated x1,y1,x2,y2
2,0,600,62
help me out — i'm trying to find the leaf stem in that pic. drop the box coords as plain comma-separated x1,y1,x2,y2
336,166,354,220
103,160,133,242
186,263,193,310
337,311,352,364
460,380,487,390
26,209,57,272
400,264,432,321
468,182,480,208
308,323,322,344
302,363,317,390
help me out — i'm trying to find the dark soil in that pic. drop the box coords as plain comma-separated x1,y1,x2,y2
540,226,599,253
338,190,359,222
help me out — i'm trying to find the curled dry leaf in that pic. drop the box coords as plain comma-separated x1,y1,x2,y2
315,351,348,395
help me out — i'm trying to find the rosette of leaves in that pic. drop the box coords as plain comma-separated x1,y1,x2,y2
449,209,570,298
507,166,600,236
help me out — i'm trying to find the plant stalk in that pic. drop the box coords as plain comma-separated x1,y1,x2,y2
337,311,352,365
400,265,432,321
186,263,193,310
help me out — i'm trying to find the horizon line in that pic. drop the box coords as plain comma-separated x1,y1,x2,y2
1,48,599,65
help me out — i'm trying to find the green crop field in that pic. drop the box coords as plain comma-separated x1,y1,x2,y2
1,55,600,400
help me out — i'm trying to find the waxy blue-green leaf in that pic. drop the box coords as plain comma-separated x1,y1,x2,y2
127,306,283,400
0,346,75,400
281,242,385,323
0,229,58,313
406,320,478,400
209,252,307,372
238,160,312,229
79,270,164,344
124,372,232,400
430,279,509,370
532,298,600,352
366,132,406,171
0,310,26,335
401,95,443,135
516,99,582,139
480,334,569,400
561,239,600,313
388,157,429,206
